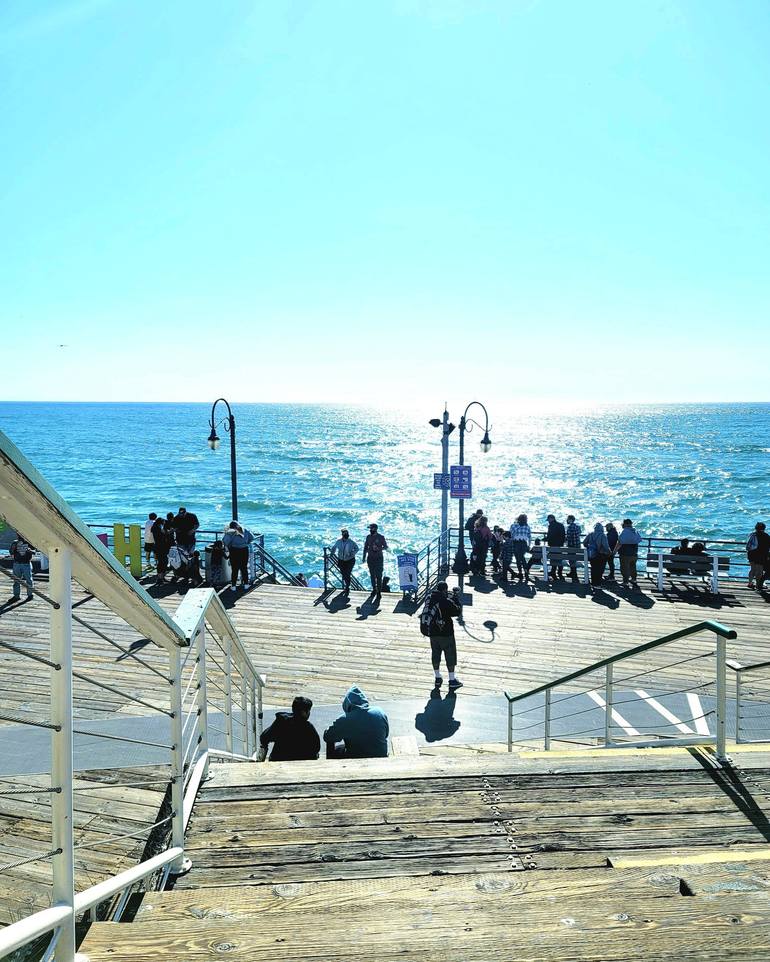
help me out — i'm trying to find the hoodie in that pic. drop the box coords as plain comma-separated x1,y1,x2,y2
323,685,390,758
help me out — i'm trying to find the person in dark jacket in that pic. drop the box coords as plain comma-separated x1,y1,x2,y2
259,696,321,761
151,514,169,583
173,506,199,550
747,522,769,589
545,514,566,580
362,523,388,597
605,523,619,579
425,581,463,690
9,536,34,601
323,686,389,758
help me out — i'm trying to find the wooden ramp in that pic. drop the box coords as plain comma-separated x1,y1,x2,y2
78,748,770,962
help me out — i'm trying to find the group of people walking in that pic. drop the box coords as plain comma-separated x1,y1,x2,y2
465,510,645,587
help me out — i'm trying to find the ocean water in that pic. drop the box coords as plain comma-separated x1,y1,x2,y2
0,402,767,578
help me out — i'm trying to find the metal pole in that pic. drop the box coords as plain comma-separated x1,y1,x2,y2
507,699,513,753
251,676,258,756
441,408,449,567
195,625,210,779
716,635,727,761
605,663,613,747
456,415,466,597
168,646,188,874
735,670,742,745
229,413,238,522
240,668,248,756
225,636,234,755
49,546,75,962
544,689,552,750
257,681,264,741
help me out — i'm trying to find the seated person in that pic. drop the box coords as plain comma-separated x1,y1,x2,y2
670,538,690,555
526,538,543,574
259,696,320,761
666,538,692,574
323,685,389,759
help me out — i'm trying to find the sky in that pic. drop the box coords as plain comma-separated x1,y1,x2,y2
1,0,768,405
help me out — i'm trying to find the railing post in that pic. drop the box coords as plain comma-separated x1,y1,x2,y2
657,552,664,591
542,544,548,582
544,689,552,750
507,698,513,753
716,635,728,761
604,664,613,747
735,669,742,745
49,545,75,962
195,624,209,779
712,555,719,594
427,542,431,590
257,680,264,741
251,675,258,756
323,548,329,593
168,645,188,874
225,636,234,755
582,548,589,586
240,667,248,756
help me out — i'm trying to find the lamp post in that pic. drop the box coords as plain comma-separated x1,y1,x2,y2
452,401,492,599
207,398,238,522
429,407,456,570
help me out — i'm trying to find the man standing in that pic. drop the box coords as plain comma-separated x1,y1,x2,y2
605,522,619,579
259,696,321,761
362,523,388,597
143,512,157,566
9,535,34,601
465,509,483,545
615,518,643,588
545,513,566,580
747,522,770,589
330,528,359,596
565,514,582,582
422,581,463,690
151,514,169,583
173,506,199,551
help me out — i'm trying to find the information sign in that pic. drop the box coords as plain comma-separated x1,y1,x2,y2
397,552,419,592
450,464,472,499
433,472,450,490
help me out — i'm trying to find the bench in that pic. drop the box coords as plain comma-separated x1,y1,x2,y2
647,552,730,594
540,546,590,585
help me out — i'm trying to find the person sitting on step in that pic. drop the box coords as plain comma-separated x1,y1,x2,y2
323,685,389,759
259,696,321,762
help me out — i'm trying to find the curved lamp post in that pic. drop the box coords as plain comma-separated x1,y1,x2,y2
452,401,492,597
207,398,238,521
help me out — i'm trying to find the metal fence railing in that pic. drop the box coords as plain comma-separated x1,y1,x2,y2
728,657,770,745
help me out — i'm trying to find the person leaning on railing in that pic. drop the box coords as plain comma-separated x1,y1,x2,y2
223,520,255,590
614,519,642,589
747,522,769,590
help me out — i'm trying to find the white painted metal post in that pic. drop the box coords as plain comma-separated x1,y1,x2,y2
657,553,664,591
712,556,719,594
542,544,548,582
715,636,728,761
257,680,264,741
194,625,209,779
544,689,552,750
168,646,187,873
49,546,75,962
224,636,234,755
507,699,513,753
604,664,613,747
735,670,742,745
240,667,248,756
582,549,589,586
250,676,258,757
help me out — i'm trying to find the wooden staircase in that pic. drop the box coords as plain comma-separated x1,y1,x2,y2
78,749,770,962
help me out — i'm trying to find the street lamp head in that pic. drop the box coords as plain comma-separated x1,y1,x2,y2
208,429,221,451
480,432,492,453
428,418,441,428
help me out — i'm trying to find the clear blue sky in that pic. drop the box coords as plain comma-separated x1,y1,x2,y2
2,1,768,404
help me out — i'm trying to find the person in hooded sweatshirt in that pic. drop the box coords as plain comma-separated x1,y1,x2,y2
323,685,390,759
259,696,320,761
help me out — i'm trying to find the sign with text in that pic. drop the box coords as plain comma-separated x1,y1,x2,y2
433,472,450,490
450,464,472,499
397,552,419,592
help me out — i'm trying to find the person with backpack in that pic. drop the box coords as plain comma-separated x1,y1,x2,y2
223,520,255,590
421,581,463,690
747,522,770,589
9,535,34,601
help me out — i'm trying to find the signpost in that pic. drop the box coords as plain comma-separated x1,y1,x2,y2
397,552,419,594
450,464,472,499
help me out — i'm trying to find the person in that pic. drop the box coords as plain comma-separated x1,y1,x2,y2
380,576,392,593
189,550,204,586
614,518,642,588
222,520,254,590
545,514,566,580
362,523,388,596
323,685,389,759
490,526,504,573
747,522,770,589
173,506,199,550
671,538,691,555
422,582,463,689
583,523,611,586
152,514,169,583
565,515,582,582
465,509,483,546
208,539,227,586
164,512,177,546
330,528,359,596
499,531,515,583
295,572,309,587
259,696,321,761
605,523,619,579
9,535,34,601
307,573,324,588
666,538,691,575
471,516,493,575
526,538,543,577
509,514,531,581
143,512,157,565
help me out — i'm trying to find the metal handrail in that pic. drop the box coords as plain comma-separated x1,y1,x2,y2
323,546,367,592
252,542,305,587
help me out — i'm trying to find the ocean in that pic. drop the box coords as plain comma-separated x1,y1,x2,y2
0,402,767,580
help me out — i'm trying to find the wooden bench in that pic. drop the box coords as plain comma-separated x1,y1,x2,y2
647,552,730,594
540,546,590,585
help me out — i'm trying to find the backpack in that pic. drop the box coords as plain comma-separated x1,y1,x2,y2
420,595,445,636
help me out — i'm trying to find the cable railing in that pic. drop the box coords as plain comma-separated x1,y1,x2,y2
727,657,770,746
504,620,737,760
0,430,266,962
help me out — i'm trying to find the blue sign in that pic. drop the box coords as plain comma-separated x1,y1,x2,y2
450,464,472,499
433,472,450,490
397,552,419,591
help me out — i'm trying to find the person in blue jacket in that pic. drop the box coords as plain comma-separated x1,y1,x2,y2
323,685,389,758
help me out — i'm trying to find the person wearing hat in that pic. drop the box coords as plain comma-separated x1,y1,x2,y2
330,528,359,596
362,522,388,598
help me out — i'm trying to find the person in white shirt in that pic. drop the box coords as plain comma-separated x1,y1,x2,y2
143,513,157,565
330,528,359,596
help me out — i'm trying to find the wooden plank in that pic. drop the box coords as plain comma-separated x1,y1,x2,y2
610,847,770,869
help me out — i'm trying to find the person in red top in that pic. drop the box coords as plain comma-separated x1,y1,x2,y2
362,523,389,598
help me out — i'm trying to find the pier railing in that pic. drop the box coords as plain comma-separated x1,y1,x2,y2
727,657,770,745
504,620,737,759
0,431,266,962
